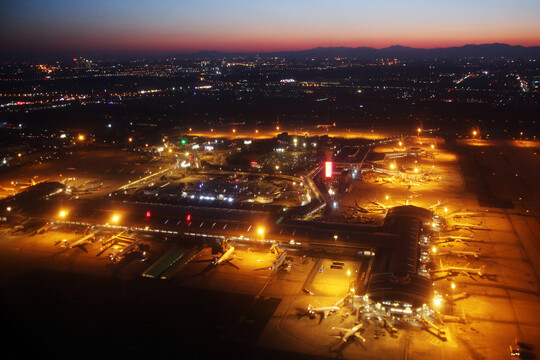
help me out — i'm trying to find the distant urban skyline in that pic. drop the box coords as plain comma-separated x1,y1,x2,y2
2,0,540,60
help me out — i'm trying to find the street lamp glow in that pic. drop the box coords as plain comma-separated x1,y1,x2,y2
59,210,67,218
473,130,477,136
257,227,265,235
414,168,419,173
112,215,120,223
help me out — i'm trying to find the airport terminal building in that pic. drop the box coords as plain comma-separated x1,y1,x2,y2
2,181,435,314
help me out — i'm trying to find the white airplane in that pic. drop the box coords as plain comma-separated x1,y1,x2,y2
370,200,387,210
446,292,470,301
438,248,481,259
436,233,477,242
332,323,366,342
306,304,340,319
267,244,288,270
109,239,142,262
431,260,486,277
381,316,398,334
63,233,95,250
438,313,466,324
212,239,235,266
449,221,484,231
437,236,485,246
447,210,482,218
270,251,288,270
419,316,446,340
429,200,444,210
35,222,50,235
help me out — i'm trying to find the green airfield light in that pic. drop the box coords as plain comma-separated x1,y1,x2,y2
181,139,186,145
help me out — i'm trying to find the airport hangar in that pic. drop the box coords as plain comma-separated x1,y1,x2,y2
1,181,434,314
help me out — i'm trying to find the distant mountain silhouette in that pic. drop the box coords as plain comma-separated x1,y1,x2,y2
184,43,540,60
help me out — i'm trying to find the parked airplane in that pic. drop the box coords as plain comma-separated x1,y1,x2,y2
305,304,340,319
431,260,486,278
332,323,366,342
109,239,142,262
213,239,235,266
438,248,481,259
353,200,369,213
449,221,485,231
270,251,288,270
447,210,482,218
64,233,95,251
34,222,51,235
446,292,470,301
429,200,444,210
419,316,446,340
370,200,387,210
439,237,485,247
381,316,398,334
436,233,479,244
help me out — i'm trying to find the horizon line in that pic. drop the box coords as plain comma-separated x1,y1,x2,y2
3,42,540,62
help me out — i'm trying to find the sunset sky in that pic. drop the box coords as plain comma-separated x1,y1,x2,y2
1,0,540,59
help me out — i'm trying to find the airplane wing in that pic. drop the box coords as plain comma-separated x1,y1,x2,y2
75,244,89,253
332,327,349,332
354,333,366,342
